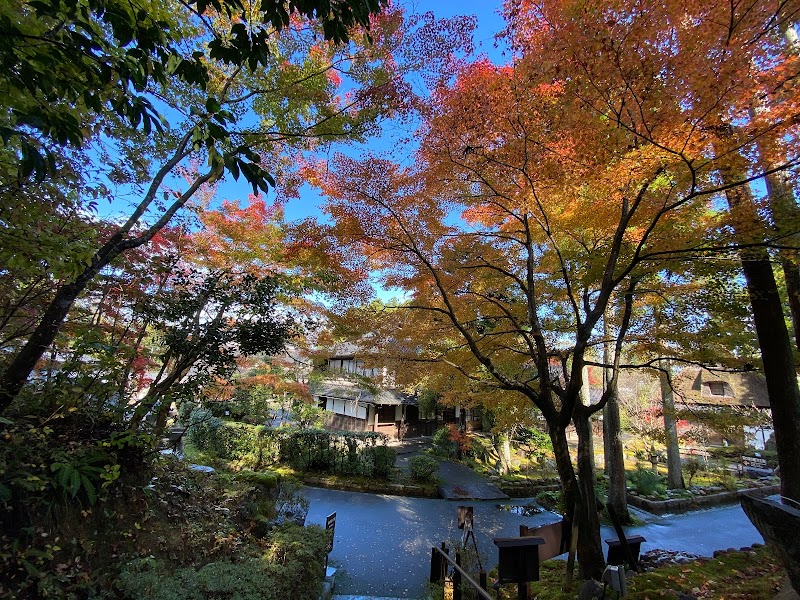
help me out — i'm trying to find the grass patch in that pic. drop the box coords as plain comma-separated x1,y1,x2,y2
491,545,785,599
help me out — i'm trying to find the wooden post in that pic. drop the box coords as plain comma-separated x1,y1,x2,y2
454,550,462,600
517,582,528,600
479,570,487,593
430,547,439,583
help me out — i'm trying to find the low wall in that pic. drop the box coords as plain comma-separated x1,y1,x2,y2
302,475,439,498
494,480,561,498
627,484,780,515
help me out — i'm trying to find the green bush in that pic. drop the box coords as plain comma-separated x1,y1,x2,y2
186,409,276,467
188,417,395,478
117,524,328,600
431,426,457,458
627,468,666,497
684,458,702,485
408,455,439,480
716,469,741,491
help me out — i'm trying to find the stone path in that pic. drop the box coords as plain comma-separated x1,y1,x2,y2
435,459,509,501
304,487,764,599
391,438,508,500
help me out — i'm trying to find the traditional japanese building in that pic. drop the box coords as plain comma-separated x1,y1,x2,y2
311,344,480,439
671,367,773,449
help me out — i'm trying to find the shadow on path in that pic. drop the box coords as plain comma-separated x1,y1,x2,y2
305,486,764,599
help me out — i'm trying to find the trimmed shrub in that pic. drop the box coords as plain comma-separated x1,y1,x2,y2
431,426,457,458
364,445,396,478
188,416,396,478
627,468,666,496
684,458,702,485
408,455,439,481
117,524,327,600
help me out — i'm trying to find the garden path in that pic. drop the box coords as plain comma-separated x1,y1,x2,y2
391,437,508,500
304,487,763,599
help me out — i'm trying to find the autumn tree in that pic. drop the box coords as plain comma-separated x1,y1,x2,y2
315,98,712,579
312,2,800,577
507,0,800,501
0,0,407,412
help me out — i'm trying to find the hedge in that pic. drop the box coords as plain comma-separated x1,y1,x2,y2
187,410,396,478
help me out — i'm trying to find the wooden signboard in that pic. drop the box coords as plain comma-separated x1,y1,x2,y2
325,512,336,553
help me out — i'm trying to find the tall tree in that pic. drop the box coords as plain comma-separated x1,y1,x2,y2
315,95,707,579
0,0,404,412
316,0,800,574
507,0,800,500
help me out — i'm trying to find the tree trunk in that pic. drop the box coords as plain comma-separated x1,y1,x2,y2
574,412,605,580
602,309,630,521
498,432,512,475
603,318,613,475
579,365,595,468
659,359,685,489
548,417,606,580
722,158,800,502
603,381,630,523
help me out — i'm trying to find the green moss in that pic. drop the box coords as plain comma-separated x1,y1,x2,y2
233,470,279,489
495,546,784,599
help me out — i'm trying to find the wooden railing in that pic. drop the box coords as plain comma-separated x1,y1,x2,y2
430,543,493,600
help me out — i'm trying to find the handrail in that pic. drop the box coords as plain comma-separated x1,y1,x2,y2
780,495,800,511
431,545,494,600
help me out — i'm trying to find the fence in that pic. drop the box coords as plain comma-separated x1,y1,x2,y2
430,543,493,600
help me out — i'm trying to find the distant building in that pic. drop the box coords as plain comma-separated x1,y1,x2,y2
312,344,480,439
671,367,773,449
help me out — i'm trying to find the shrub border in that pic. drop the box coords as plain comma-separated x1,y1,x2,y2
627,484,780,514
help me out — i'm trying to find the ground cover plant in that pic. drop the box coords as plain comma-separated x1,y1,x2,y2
0,437,328,599
491,545,786,600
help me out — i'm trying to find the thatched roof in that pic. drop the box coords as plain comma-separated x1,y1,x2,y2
671,367,770,408
312,377,416,406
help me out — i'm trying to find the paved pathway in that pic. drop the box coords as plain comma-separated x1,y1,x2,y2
392,439,508,500
304,487,764,599
435,460,509,500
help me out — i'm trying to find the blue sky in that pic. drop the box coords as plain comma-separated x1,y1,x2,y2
95,2,508,227
215,1,509,224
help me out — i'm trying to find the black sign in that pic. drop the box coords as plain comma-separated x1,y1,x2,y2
493,536,545,584
325,512,336,552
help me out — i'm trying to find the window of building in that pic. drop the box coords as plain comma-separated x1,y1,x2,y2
377,404,396,423
707,381,726,396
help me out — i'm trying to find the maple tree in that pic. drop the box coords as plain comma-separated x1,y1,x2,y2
0,0,408,412
506,0,800,500
313,1,800,576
